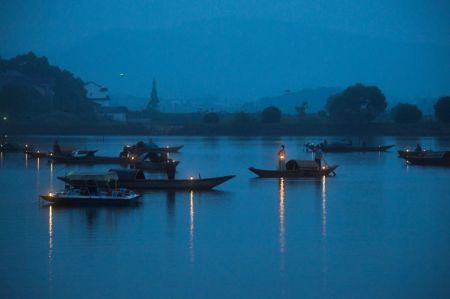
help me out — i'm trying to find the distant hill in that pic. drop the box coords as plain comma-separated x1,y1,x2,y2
49,18,450,101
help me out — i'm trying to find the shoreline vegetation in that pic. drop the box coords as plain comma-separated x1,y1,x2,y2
1,52,450,137
6,117,450,136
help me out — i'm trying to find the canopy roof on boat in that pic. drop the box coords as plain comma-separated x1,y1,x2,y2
286,160,319,170
109,169,146,180
63,172,119,182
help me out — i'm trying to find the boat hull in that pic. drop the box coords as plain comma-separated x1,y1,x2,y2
132,160,180,171
248,166,338,178
406,157,450,167
40,194,141,205
59,175,235,190
306,144,394,153
26,151,50,158
49,155,129,164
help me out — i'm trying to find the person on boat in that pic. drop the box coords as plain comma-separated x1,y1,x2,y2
166,160,177,180
314,146,323,168
278,145,286,171
415,144,423,152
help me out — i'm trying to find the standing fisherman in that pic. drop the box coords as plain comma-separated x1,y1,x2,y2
278,144,286,171
314,145,323,168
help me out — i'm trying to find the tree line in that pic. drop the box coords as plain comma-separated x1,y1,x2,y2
0,52,96,123
203,83,450,125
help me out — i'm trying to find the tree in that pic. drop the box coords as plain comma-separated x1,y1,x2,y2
261,106,282,123
232,112,256,125
147,79,160,111
434,96,450,123
392,103,422,124
203,112,219,124
0,52,93,115
295,101,308,118
326,83,387,123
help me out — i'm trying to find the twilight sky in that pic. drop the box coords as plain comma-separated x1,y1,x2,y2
1,0,450,100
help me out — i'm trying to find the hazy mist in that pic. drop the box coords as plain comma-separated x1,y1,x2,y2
1,0,450,101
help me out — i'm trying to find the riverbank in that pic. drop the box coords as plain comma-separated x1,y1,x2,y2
4,121,450,136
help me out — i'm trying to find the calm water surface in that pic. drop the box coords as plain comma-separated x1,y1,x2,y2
0,136,449,298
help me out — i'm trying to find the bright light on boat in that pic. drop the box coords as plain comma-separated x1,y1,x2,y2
49,153,53,156
37,150,40,153
189,176,194,180
25,144,28,148
322,166,326,170
48,192,54,197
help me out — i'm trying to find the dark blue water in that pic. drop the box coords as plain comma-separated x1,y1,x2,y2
1,136,449,298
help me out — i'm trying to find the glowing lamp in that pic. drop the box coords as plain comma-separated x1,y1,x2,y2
189,176,194,180
48,192,54,197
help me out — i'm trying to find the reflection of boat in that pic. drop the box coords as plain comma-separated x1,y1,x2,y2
40,173,141,205
59,169,235,190
249,160,338,178
120,140,183,157
305,142,394,153
406,151,450,167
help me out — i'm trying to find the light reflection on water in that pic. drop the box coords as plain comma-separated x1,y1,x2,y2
189,190,195,264
0,136,449,298
322,176,327,239
279,178,285,271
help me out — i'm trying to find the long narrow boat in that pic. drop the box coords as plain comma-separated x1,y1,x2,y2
49,155,129,164
397,149,437,159
49,152,179,171
0,142,22,152
306,143,394,153
120,141,183,157
406,151,450,167
26,150,51,158
249,160,338,178
59,169,235,190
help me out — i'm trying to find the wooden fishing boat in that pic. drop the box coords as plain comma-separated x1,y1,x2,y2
305,143,394,153
131,159,180,171
41,173,141,205
120,141,183,157
0,142,22,152
49,151,179,171
406,151,450,167
397,149,429,159
59,169,235,190
26,151,50,158
249,160,338,178
49,154,129,164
